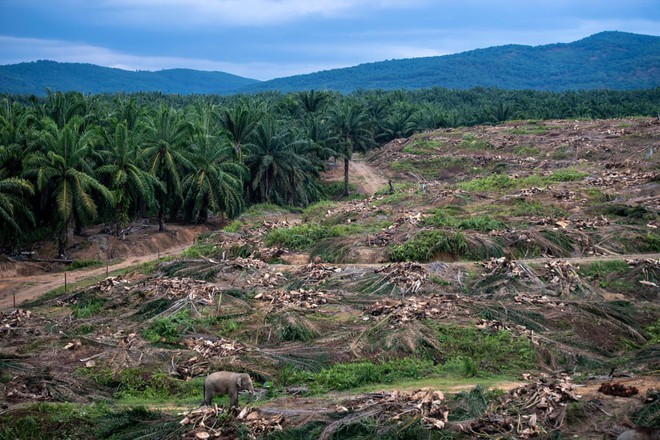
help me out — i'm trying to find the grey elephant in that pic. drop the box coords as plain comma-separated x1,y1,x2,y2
203,371,254,407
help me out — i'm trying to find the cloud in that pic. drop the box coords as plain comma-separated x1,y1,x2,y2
94,0,427,27
0,35,347,79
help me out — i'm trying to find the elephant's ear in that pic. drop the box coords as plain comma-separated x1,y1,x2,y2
237,376,243,387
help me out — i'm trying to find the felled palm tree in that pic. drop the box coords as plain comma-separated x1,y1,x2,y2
25,118,113,257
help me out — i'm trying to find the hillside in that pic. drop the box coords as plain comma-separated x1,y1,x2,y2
1,32,658,96
243,31,660,93
0,60,260,95
1,117,659,439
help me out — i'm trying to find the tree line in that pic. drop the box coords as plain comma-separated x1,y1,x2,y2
1,87,658,255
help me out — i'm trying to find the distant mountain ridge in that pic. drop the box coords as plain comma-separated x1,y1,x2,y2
244,31,660,93
0,61,260,95
0,31,658,95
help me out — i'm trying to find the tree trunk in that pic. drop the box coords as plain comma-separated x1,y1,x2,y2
58,214,74,258
343,158,350,196
158,194,165,232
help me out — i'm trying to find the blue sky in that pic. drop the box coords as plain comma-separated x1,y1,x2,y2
1,0,658,80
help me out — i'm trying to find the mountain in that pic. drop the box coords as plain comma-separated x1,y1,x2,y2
241,31,660,93
0,31,658,95
0,60,260,95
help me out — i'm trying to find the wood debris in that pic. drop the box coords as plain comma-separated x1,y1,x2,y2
587,170,656,187
461,374,580,438
245,271,286,288
140,277,218,302
362,295,455,327
253,288,334,309
374,262,427,295
0,309,39,337
294,263,342,285
339,389,449,430
476,319,537,343
179,405,283,439
544,260,585,295
598,382,639,397
480,257,528,278
171,355,209,380
183,337,248,358
93,275,130,292
514,294,565,308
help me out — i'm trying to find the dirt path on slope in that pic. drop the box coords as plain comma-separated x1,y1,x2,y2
321,156,389,196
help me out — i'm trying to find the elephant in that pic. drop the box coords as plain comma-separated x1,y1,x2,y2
203,371,255,407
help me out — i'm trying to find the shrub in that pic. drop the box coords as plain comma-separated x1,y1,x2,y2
264,223,364,250
143,310,195,343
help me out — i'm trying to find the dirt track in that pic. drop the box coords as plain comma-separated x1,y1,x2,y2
0,242,194,309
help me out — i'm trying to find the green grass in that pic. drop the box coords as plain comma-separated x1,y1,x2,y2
390,157,470,179
264,223,367,250
282,357,436,391
401,138,442,155
458,133,493,150
0,403,182,440
222,219,243,232
142,309,196,343
388,230,503,262
458,168,587,192
425,207,506,232
514,145,541,156
506,125,550,135
431,324,536,374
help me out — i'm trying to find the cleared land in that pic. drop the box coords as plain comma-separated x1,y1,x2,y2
1,117,658,439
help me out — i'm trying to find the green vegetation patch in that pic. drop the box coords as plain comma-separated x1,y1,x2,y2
425,206,506,232
458,168,587,192
388,230,503,262
283,357,436,392
142,309,195,343
432,324,536,374
401,138,442,155
458,133,494,150
264,223,367,250
390,157,471,180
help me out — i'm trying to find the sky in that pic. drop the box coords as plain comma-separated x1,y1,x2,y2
1,0,659,81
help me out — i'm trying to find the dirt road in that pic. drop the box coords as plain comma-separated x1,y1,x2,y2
0,242,193,309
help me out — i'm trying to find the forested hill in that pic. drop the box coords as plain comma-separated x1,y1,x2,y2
1,31,658,95
0,61,260,95
242,31,660,93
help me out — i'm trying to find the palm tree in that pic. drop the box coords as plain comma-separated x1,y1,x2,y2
329,101,374,196
0,171,34,249
219,102,262,162
140,105,192,231
97,122,161,237
296,90,331,118
0,98,38,178
25,118,113,257
245,119,309,204
182,105,247,223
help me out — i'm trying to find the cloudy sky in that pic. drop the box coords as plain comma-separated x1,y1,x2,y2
1,0,658,80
